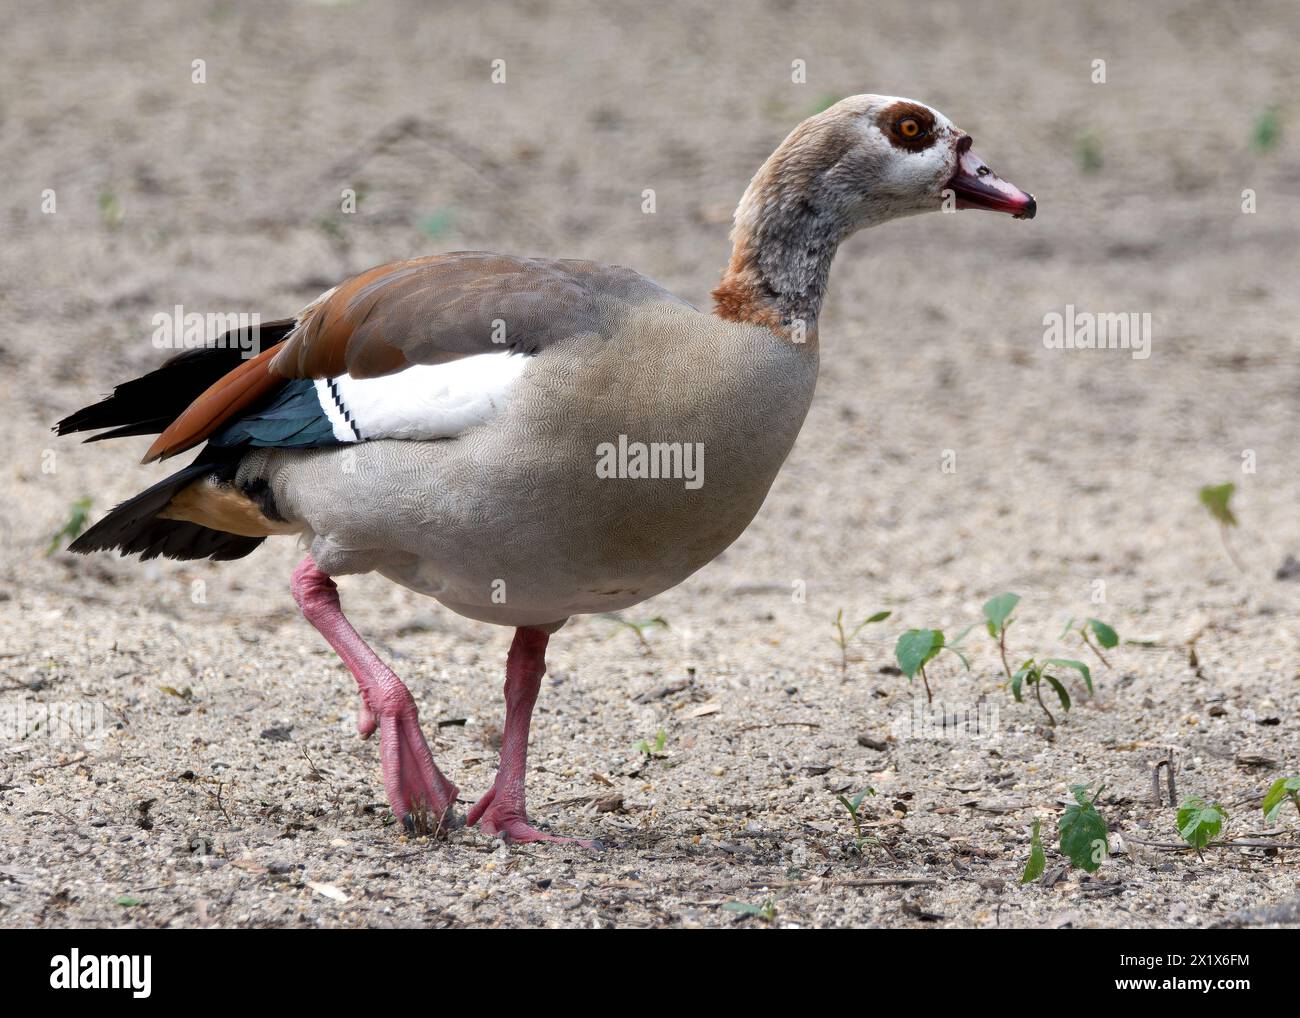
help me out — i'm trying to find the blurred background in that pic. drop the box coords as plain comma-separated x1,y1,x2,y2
1,0,1297,928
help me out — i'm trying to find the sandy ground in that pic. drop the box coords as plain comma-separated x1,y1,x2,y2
1,0,1298,928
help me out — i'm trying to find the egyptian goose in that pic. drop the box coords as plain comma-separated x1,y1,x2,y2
57,95,1034,847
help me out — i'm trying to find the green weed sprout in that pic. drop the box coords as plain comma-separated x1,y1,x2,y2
894,626,972,704
1011,657,1091,727
1199,483,1246,572
1177,797,1226,858
832,609,891,675
1060,616,1119,669
981,593,1019,681
835,787,877,855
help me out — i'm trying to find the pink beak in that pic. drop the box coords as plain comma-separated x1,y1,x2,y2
947,135,1036,219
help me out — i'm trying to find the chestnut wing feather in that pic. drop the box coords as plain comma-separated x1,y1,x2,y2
270,251,671,379
146,251,681,461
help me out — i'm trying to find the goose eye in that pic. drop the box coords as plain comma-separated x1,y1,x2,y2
898,117,923,138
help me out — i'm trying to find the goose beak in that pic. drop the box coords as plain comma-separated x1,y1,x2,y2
947,136,1036,219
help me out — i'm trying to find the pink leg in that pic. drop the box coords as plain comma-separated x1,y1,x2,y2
290,555,458,832
466,628,600,849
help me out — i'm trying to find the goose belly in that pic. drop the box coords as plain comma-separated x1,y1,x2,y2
285,432,787,627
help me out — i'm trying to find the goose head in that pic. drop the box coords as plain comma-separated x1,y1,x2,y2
742,93,1035,231
828,93,1036,223
715,93,1035,334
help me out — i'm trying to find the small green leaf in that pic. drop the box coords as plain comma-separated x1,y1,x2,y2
1059,785,1108,872
1059,616,1076,640
1046,658,1092,694
808,92,841,115
1021,818,1046,884
1198,483,1237,527
844,610,892,643
1252,106,1280,153
98,191,124,229
1261,777,1300,823
418,207,455,237
1077,131,1103,173
981,593,1020,635
1086,618,1119,649
1043,674,1071,711
46,496,94,555
895,629,942,679
1177,797,1226,851
1011,660,1035,702
603,613,670,653
116,896,141,907
722,899,775,921
315,215,343,240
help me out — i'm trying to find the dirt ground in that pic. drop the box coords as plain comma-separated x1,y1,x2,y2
1,0,1297,928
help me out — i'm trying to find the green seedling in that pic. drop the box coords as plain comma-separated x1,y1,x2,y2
315,215,344,241
634,729,667,758
157,685,194,701
1058,784,1108,873
1262,776,1300,823
831,609,891,675
1199,482,1237,526
1252,106,1281,153
835,787,877,855
1077,131,1103,173
98,191,124,229
46,496,93,555
982,592,1019,681
419,207,455,237
600,612,669,653
1199,482,1246,572
1020,817,1046,884
1060,616,1119,669
894,626,972,704
808,92,841,115
1011,657,1091,727
1177,797,1226,858
722,898,776,922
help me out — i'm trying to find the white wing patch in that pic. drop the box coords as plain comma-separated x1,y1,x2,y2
315,351,530,443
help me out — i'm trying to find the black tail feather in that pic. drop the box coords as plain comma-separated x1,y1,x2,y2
55,319,295,441
57,320,298,562
69,452,264,562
